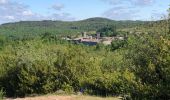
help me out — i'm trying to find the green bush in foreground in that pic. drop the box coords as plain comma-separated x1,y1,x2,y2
0,39,135,97
126,34,170,99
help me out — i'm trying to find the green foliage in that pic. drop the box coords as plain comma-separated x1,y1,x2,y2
168,6,170,34
61,83,74,93
0,17,147,38
125,34,170,99
0,35,5,49
82,70,136,97
0,31,170,99
111,40,127,51
0,38,135,98
0,89,5,100
97,26,117,37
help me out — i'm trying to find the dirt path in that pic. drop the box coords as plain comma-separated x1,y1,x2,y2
6,95,120,100
6,95,74,100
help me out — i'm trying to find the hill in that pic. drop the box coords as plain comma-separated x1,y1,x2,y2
0,17,147,35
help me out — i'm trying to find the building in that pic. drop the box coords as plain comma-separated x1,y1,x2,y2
82,32,87,38
63,32,124,46
96,32,100,39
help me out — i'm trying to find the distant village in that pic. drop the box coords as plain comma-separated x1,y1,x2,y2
62,32,124,46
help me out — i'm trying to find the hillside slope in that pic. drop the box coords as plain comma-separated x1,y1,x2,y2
0,17,147,37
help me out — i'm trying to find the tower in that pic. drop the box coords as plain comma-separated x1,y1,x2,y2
82,32,87,38
96,32,100,39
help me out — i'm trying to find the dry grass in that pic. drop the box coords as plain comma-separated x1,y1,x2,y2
74,95,121,100
6,95,121,100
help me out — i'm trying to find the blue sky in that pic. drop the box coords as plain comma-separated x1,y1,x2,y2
0,0,169,24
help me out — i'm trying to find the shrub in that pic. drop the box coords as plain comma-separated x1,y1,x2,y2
126,34,170,99
0,89,5,100
61,83,74,93
81,70,136,97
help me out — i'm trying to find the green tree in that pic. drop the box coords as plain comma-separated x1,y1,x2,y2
97,26,117,37
111,40,127,51
0,35,5,49
126,34,170,99
168,5,170,34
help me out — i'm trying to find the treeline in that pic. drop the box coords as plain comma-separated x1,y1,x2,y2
0,17,147,36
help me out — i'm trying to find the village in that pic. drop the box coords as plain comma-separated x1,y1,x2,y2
63,32,124,46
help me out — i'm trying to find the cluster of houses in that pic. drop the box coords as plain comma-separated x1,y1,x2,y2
63,32,124,46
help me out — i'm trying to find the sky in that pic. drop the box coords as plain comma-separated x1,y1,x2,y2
0,0,169,24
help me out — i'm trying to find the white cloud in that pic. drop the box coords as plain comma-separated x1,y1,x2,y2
22,10,34,16
101,0,157,20
4,15,15,20
101,0,122,4
0,0,8,4
50,13,75,21
0,1,29,21
132,0,154,6
0,0,75,24
101,0,155,6
102,6,139,20
51,3,64,11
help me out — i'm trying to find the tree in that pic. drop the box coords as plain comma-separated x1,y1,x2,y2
0,34,5,48
126,34,170,99
111,40,127,51
168,5,170,34
97,26,117,37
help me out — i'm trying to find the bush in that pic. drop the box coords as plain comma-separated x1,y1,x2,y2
126,34,170,99
81,70,136,97
1,33,169,99
0,89,5,100
111,40,127,51
61,83,74,93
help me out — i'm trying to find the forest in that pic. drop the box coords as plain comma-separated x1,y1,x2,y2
0,10,170,100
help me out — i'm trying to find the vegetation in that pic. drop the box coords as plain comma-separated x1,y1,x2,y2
0,89,5,100
0,15,170,100
0,17,147,38
97,25,117,37
168,7,170,34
